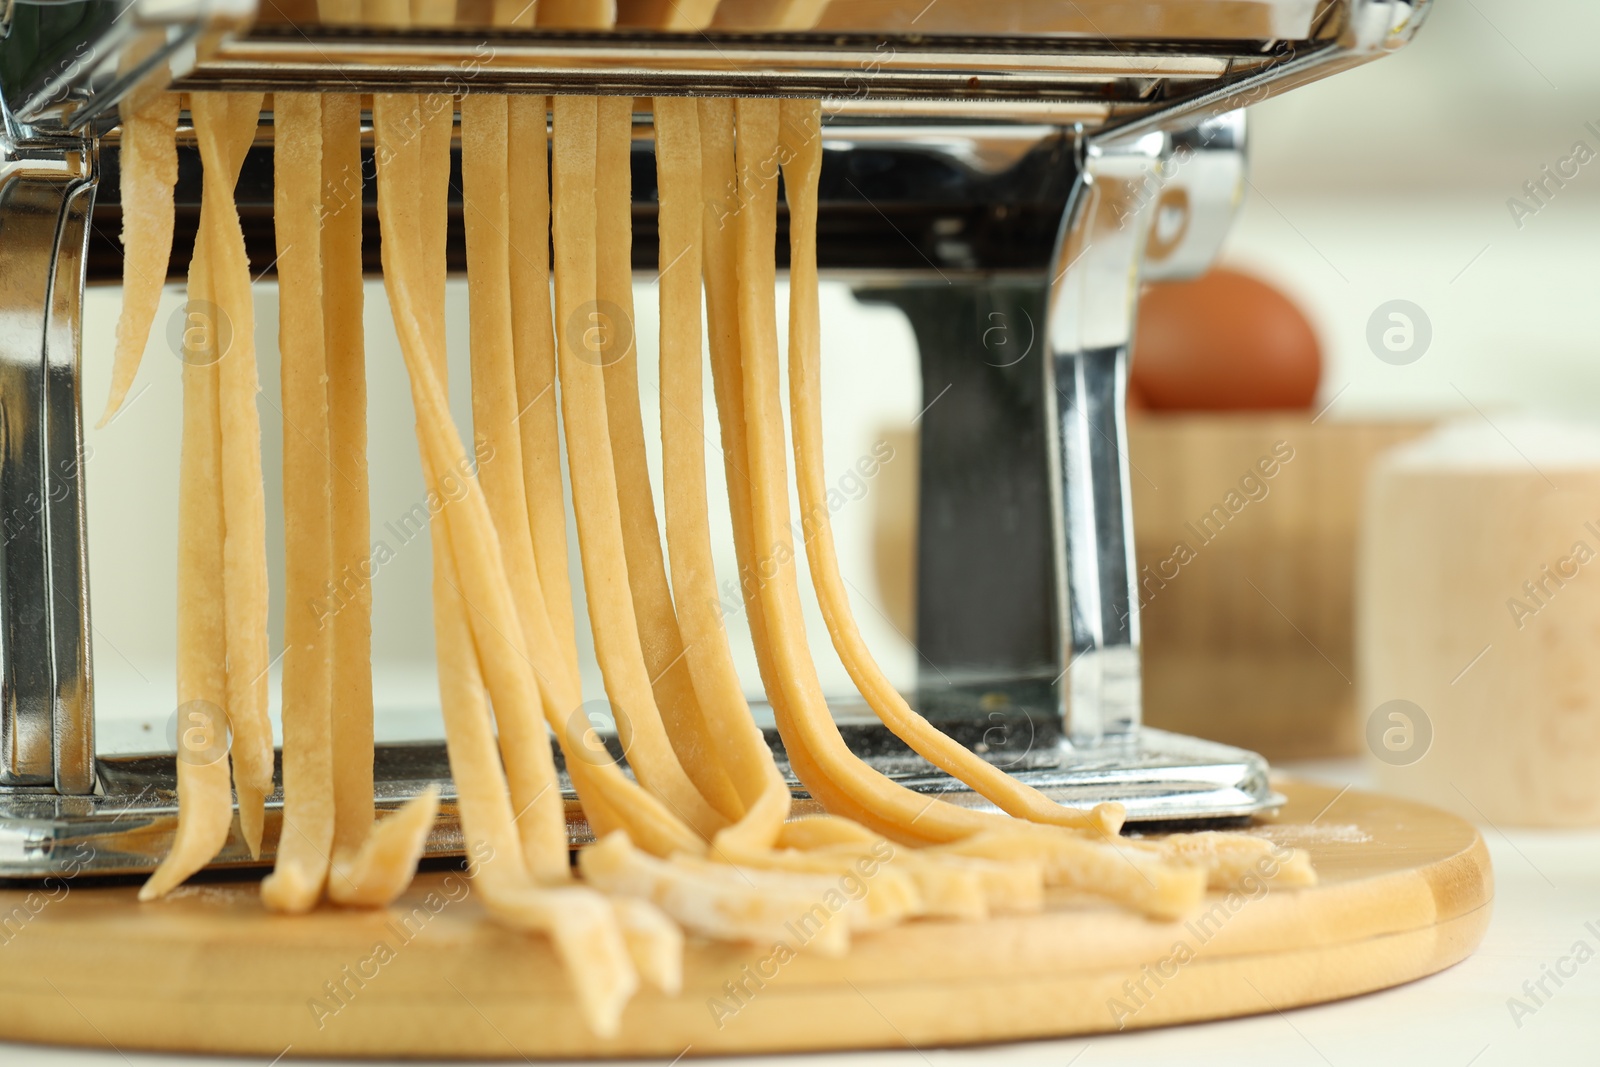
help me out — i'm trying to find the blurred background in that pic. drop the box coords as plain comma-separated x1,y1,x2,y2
81,1,1600,794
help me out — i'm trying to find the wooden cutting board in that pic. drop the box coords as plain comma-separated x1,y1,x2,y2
0,780,1491,1059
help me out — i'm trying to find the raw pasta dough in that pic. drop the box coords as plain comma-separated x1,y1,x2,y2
128,58,1315,1032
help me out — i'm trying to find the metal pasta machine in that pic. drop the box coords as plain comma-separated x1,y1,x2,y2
0,0,1430,876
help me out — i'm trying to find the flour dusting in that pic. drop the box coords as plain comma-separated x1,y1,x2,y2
1246,823,1371,846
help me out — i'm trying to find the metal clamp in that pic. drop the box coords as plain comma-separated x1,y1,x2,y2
1046,111,1246,746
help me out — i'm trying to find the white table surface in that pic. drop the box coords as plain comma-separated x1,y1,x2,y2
4,760,1591,1067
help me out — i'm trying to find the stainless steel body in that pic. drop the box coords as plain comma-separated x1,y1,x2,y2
0,98,96,795
0,0,1430,877
6,712,1274,878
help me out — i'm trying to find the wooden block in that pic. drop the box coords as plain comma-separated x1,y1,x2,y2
1359,427,1600,825
1129,414,1432,759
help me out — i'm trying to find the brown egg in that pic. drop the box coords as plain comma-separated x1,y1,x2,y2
1131,267,1321,412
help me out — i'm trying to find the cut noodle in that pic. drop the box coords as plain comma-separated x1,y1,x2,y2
599,98,744,823
138,208,233,903
551,95,725,841
507,93,581,683
100,91,178,427
374,90,649,1033
328,786,443,907
777,99,1121,835
657,96,793,859
262,91,336,914
199,92,274,859
320,87,379,864
461,91,573,874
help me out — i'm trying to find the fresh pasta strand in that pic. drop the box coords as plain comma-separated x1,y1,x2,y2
418,87,453,354
373,90,650,1032
1128,831,1316,890
193,91,275,860
551,94,725,841
652,95,1046,923
268,88,438,912
328,786,443,908
319,0,377,869
507,93,581,686
395,134,574,889
551,98,900,943
697,96,823,841
320,88,379,863
310,0,435,900
713,96,1212,923
698,100,942,851
610,895,685,995
494,94,708,862
695,98,971,874
693,845,925,929
142,92,267,899
775,814,879,850
656,105,1024,899
940,828,1206,921
434,495,642,1033
138,208,232,903
99,91,178,427
262,91,337,914
776,99,1120,836
655,96,793,859
579,832,850,956
461,91,574,878
722,96,996,847
598,96,744,822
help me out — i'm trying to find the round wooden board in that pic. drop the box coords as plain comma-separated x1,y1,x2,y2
0,780,1491,1059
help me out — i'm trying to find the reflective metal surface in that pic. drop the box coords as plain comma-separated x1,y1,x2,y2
0,109,96,792
173,29,1248,110
1041,111,1249,746
0,0,253,130
0,699,1281,878
1094,0,1430,141
1141,110,1248,283
1045,133,1160,746
87,120,1083,281
1,0,1431,133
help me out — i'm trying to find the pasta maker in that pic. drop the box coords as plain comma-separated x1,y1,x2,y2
0,0,1430,877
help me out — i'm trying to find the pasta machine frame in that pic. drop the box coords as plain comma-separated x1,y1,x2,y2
0,0,1430,877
